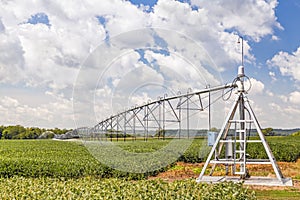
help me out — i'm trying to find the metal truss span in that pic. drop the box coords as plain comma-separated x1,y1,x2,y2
87,83,236,141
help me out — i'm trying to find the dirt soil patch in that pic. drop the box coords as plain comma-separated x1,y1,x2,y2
149,162,202,182
149,159,300,191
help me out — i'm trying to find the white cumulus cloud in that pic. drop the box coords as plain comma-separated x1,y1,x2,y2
289,91,300,104
245,78,265,95
268,47,300,82
191,0,282,41
0,0,285,128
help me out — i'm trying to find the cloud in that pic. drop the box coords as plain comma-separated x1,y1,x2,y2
271,35,279,41
0,0,284,128
0,18,5,33
0,32,25,84
129,92,152,106
279,95,288,103
144,50,214,89
289,91,300,104
0,0,281,88
0,95,74,128
1,96,19,107
269,71,277,81
245,78,265,95
0,1,108,88
248,95,300,129
268,47,300,81
269,102,281,111
148,0,279,69
191,0,282,41
266,90,274,97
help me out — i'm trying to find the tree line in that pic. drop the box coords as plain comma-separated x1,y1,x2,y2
0,125,72,139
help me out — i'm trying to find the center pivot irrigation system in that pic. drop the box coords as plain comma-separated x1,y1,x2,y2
87,37,292,186
196,65,292,186
90,82,234,141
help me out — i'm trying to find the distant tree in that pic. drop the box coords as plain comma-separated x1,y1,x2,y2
0,125,5,139
41,128,47,133
291,131,300,136
19,127,42,139
0,125,72,139
210,127,218,132
61,128,69,134
2,125,26,139
48,128,71,135
262,127,274,136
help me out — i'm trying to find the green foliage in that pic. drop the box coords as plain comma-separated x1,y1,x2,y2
292,131,300,136
106,129,121,133
255,188,300,199
246,136,300,162
0,140,100,178
178,139,210,163
0,177,256,199
48,127,70,135
105,133,132,138
0,136,300,180
104,129,127,139
0,140,160,179
0,125,72,139
210,127,218,132
5,135,300,199
262,127,274,136
106,138,208,164
20,127,42,139
0,139,212,179
0,125,5,137
2,125,26,139
117,136,300,163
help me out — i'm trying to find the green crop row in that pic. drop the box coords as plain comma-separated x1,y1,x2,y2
246,136,300,162
180,136,300,163
0,177,256,200
0,140,162,179
0,136,299,179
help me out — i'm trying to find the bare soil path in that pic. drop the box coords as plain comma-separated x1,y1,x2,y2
149,159,300,192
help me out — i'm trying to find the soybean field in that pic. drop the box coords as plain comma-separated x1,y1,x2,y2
1,136,300,199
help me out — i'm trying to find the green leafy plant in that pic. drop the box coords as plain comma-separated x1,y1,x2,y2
0,177,256,199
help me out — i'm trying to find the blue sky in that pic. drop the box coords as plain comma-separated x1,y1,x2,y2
129,0,300,89
130,0,158,7
0,0,299,129
249,0,300,66
131,0,300,74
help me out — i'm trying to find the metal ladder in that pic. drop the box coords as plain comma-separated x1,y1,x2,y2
231,120,249,176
